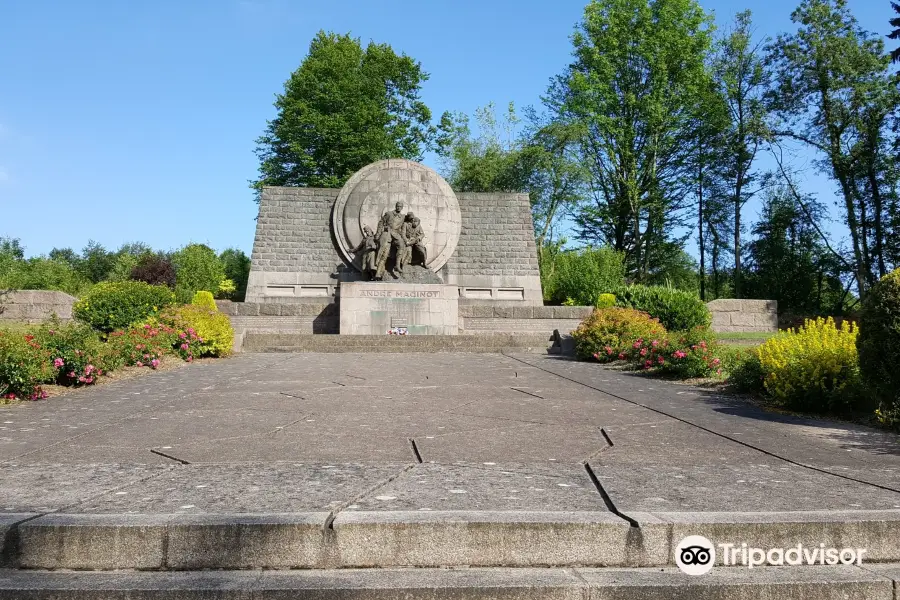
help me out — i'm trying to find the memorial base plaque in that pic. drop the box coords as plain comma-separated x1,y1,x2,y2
339,283,459,335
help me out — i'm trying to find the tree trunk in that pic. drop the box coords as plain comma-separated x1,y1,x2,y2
868,162,888,278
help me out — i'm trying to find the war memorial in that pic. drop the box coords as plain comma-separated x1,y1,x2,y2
0,162,898,598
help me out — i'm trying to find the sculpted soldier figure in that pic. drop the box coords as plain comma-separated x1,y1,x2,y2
375,201,408,278
351,225,378,280
401,213,427,269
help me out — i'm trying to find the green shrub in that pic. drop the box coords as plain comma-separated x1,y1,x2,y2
541,247,626,306
613,284,711,331
31,320,117,385
172,244,225,296
0,256,92,296
857,269,900,429
0,329,53,400
572,307,666,361
657,327,722,378
596,293,616,309
758,317,862,413
724,348,765,394
191,291,218,312
158,304,234,358
73,281,176,332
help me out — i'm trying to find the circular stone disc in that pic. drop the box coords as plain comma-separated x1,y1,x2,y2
332,159,461,273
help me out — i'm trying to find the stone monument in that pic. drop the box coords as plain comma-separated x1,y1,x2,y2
245,158,546,336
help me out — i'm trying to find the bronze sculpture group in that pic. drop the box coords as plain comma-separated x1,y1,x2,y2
352,201,428,280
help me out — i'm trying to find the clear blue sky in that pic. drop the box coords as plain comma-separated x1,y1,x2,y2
0,0,891,258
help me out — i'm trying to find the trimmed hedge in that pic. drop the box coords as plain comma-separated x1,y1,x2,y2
73,281,176,332
613,285,711,331
572,307,666,361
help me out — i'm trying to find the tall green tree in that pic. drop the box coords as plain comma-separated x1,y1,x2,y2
766,0,893,297
889,2,900,62
713,10,768,298
545,0,714,282
252,31,434,196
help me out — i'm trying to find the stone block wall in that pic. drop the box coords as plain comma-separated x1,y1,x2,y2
0,290,76,323
707,299,778,333
246,187,543,305
458,305,592,336
442,192,542,305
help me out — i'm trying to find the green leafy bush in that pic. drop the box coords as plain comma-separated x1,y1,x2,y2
613,284,711,331
191,291,218,311
0,330,53,400
724,348,765,394
572,307,666,360
541,247,626,306
857,269,900,429
158,304,234,357
73,281,176,332
172,244,225,297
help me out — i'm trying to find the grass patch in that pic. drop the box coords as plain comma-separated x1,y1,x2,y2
715,331,775,347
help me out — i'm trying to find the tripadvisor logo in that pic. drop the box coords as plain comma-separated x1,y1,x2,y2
675,535,868,576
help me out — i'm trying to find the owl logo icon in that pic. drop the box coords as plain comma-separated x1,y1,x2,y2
675,535,716,575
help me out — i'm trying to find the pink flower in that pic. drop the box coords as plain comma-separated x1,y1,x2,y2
618,352,626,360
53,358,64,368
657,355,665,364
712,358,721,366
179,332,186,339
651,340,659,347
639,348,647,357
643,360,652,369
150,359,160,369
67,371,75,378
674,350,687,359
136,361,144,367
632,341,642,349
604,346,613,355
85,365,95,374
700,341,707,349
180,343,189,351
186,356,193,362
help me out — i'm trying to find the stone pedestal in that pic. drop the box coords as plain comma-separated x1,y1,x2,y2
339,283,458,335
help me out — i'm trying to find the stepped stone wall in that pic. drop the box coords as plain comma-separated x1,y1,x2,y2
246,187,542,305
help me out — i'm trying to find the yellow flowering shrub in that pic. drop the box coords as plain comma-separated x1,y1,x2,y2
757,317,861,412
158,304,234,357
596,293,617,308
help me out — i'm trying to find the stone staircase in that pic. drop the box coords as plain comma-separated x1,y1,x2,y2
2,510,899,598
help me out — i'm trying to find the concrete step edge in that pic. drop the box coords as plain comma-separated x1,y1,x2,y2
8,510,900,571
0,564,897,600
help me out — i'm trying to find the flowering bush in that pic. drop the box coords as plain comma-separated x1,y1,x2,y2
757,317,861,413
657,327,723,379
613,285,711,331
158,304,233,357
107,324,180,369
573,307,666,360
30,321,116,386
857,269,900,430
73,280,176,332
0,330,53,400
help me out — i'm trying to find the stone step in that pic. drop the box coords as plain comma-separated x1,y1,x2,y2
1,564,897,599
241,333,554,353
5,510,900,571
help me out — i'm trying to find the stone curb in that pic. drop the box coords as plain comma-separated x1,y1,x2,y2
332,510,668,568
12,511,900,571
651,510,900,565
0,565,896,600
